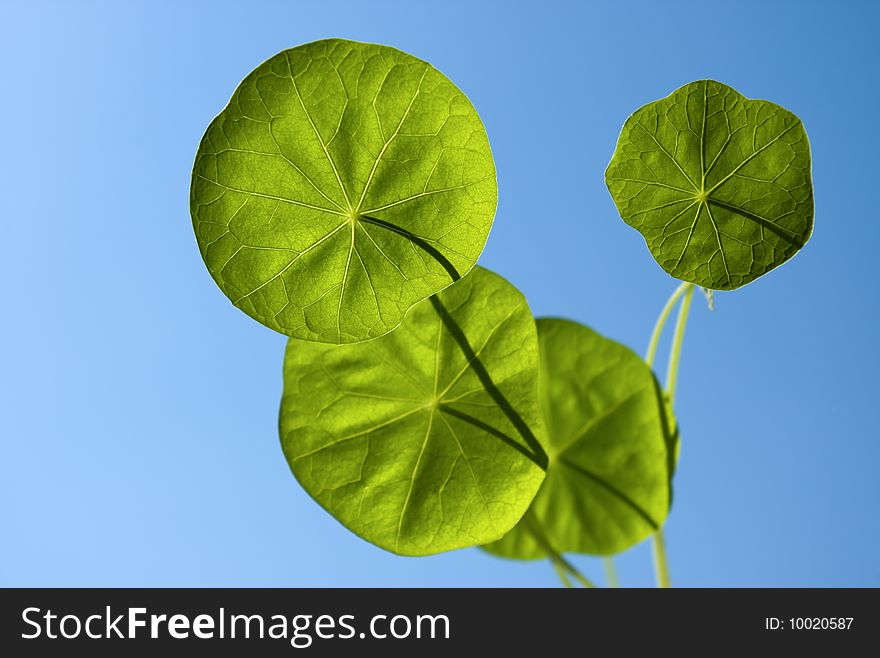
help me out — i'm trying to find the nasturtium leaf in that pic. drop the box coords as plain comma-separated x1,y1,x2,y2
483,319,675,559
279,267,548,556
191,39,497,343
606,80,813,290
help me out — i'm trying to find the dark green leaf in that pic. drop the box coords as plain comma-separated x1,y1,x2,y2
484,319,675,558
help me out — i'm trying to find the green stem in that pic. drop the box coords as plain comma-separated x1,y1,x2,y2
553,561,574,588
603,557,620,588
645,282,691,369
652,528,672,589
645,282,695,589
665,284,695,406
523,510,597,588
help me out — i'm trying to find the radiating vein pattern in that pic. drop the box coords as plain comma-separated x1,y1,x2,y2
279,268,547,556
483,319,674,559
605,80,813,290
191,39,497,342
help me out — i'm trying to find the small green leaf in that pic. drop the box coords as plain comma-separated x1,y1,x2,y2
606,80,813,290
191,39,497,343
279,267,547,555
483,319,675,559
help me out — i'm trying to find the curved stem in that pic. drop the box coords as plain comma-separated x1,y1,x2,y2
645,282,696,589
652,528,672,589
645,282,691,368
523,510,597,588
562,562,595,589
665,285,695,407
603,557,620,588
553,561,574,588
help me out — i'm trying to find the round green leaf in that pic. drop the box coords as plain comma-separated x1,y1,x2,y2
191,39,497,343
279,267,548,556
605,80,813,290
483,319,675,559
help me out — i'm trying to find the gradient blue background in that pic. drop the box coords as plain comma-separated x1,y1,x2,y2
2,0,877,587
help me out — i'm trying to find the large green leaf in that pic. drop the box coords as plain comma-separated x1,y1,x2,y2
279,267,547,555
606,80,813,290
483,319,675,559
191,39,497,343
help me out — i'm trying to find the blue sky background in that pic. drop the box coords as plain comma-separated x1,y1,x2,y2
2,0,878,587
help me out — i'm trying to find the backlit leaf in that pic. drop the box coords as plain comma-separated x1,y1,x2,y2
279,267,547,555
191,39,496,343
483,319,675,558
606,80,813,290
